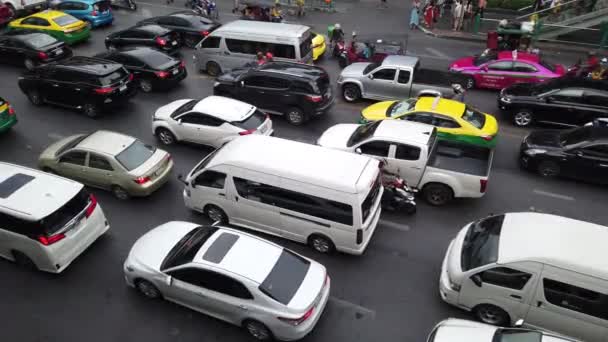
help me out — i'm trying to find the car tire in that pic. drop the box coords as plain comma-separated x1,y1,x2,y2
206,61,221,77
183,35,199,48
204,204,227,224
111,185,130,200
308,234,335,254
12,251,37,270
243,320,273,341
83,103,100,118
422,183,453,206
285,107,305,126
342,84,361,102
537,160,560,178
464,76,475,90
474,304,510,326
513,109,534,127
136,280,161,299
24,58,36,71
27,90,43,106
156,128,176,145
139,79,153,93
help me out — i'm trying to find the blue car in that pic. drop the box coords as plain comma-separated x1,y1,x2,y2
54,0,113,28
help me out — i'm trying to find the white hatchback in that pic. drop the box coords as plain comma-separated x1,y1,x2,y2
152,96,274,148
124,221,330,341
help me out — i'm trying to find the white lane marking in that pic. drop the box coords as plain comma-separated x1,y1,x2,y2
533,189,575,201
329,297,376,319
425,47,450,59
380,219,410,232
48,133,65,140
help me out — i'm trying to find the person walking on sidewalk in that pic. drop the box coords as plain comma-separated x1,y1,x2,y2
410,0,421,29
378,0,388,9
452,0,464,30
477,0,486,18
296,0,305,16
423,1,435,29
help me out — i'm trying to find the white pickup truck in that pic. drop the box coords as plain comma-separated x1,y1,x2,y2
317,120,494,205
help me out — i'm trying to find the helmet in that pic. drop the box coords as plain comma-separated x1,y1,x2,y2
266,52,274,59
335,23,341,29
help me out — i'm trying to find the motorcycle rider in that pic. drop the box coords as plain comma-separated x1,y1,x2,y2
330,23,344,46
270,4,282,22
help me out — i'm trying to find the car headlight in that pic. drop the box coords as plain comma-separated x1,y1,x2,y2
524,148,547,156
213,81,220,87
501,96,511,103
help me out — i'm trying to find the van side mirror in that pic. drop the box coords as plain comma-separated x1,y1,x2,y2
355,148,362,154
166,276,173,286
514,319,524,327
470,274,483,287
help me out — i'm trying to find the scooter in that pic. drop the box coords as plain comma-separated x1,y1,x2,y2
381,172,417,214
110,0,137,11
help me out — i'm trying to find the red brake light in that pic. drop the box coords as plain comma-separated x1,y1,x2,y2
38,233,66,246
38,51,48,60
180,60,186,68
91,10,98,16
155,70,169,78
481,135,494,141
201,30,209,36
134,176,151,184
278,306,314,326
85,194,97,218
239,129,256,136
306,95,323,103
7,104,15,116
480,179,488,193
94,87,114,94
155,37,167,46
128,73,134,81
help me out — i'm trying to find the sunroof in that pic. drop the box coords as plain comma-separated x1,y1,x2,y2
0,173,35,199
202,233,239,263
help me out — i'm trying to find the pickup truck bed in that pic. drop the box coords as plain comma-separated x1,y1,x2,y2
428,140,492,177
410,68,468,98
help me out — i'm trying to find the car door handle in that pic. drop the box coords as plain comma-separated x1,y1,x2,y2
411,166,422,170
235,197,239,202
237,304,248,310
218,193,225,197
510,294,522,299
223,51,230,55
536,301,543,307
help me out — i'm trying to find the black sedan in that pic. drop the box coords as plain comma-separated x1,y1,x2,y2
520,125,608,184
105,25,181,55
0,31,72,70
94,47,187,93
499,77,608,128
136,10,220,48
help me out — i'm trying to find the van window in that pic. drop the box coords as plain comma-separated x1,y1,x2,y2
299,34,312,59
193,171,226,189
271,43,296,59
478,267,531,290
225,38,255,54
361,175,381,223
461,214,504,271
543,278,608,320
200,36,220,49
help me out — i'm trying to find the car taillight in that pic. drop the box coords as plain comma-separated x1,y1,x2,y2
38,233,66,246
91,10,98,16
94,87,114,94
239,129,256,136
85,194,97,218
481,135,494,141
306,95,323,103
7,104,15,116
156,37,167,46
480,179,488,193
180,60,186,68
128,73,134,81
200,30,209,36
38,51,48,60
134,176,151,184
278,307,314,326
155,70,169,78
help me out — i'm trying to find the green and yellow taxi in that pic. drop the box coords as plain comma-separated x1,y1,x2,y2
8,10,90,45
0,97,17,133
360,96,499,148
311,32,326,61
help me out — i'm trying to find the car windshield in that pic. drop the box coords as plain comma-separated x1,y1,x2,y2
115,140,156,171
363,63,380,74
493,330,542,342
160,226,218,271
560,127,592,146
190,145,224,176
57,134,90,156
25,34,57,49
138,51,175,69
461,214,504,271
388,99,416,117
473,54,497,66
347,121,381,147
53,15,79,27
170,100,197,119
259,249,311,305
462,106,486,129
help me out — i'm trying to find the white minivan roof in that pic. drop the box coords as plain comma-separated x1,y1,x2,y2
0,162,83,220
207,135,379,194
212,20,310,39
499,212,608,279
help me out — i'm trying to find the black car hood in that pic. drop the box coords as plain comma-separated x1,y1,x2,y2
504,83,540,96
525,130,562,148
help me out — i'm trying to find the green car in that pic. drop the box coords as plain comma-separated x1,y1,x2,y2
0,97,17,133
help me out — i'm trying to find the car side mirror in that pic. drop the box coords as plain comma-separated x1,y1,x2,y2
575,150,584,157
239,81,245,87
177,119,183,125
166,276,173,286
355,148,362,154
368,74,374,79
470,274,483,287
514,319,524,327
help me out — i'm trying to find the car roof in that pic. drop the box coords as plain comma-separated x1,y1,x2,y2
194,228,282,284
0,162,83,220
206,135,378,194
55,56,122,75
31,9,71,19
213,20,309,39
193,96,256,122
497,51,539,63
382,55,419,68
2,31,52,41
414,96,465,115
373,120,435,145
498,212,608,280
76,130,136,156
258,62,327,80
132,24,170,35
120,46,169,59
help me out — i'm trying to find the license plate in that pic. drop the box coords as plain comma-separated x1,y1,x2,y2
154,169,163,177
119,85,127,92
172,69,179,75
55,48,63,55
171,41,177,46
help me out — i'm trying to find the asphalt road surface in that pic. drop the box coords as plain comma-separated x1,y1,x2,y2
1,2,606,342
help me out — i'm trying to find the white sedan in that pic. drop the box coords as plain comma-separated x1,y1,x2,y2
152,96,273,147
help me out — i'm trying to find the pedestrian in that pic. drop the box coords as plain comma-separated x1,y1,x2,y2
296,0,305,17
550,0,562,19
378,0,388,9
423,1,435,29
453,0,464,30
232,0,239,13
477,0,486,18
436,0,444,17
410,0,421,30
533,0,543,11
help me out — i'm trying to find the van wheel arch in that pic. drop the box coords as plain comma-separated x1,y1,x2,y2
307,234,335,254
11,250,38,270
204,204,228,224
473,304,511,326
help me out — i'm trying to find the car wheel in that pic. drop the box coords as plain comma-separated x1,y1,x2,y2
474,304,510,326
464,76,475,90
24,58,36,71
12,251,37,270
422,183,453,206
204,204,227,224
83,103,100,118
206,62,221,77
285,107,305,126
156,128,176,145
537,160,560,178
243,320,273,341
342,84,361,102
183,35,199,48
308,234,335,254
111,185,130,200
27,90,43,106
136,280,161,299
513,109,534,127
139,79,153,93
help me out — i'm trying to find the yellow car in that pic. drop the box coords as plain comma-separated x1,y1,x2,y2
360,96,499,148
311,32,326,61
9,10,90,45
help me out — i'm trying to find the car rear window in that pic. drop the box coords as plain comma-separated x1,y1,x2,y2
361,175,381,222
232,109,265,130
53,15,80,27
38,188,89,235
540,60,556,72
25,34,58,49
259,249,311,305
115,140,156,171
99,68,128,86
316,75,330,94
137,51,176,69
94,1,110,11
299,34,312,59
461,106,486,129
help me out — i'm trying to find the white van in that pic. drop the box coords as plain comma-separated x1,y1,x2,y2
180,135,383,255
194,20,313,76
0,162,110,273
439,212,608,342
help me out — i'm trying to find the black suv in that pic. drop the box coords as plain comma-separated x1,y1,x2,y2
105,25,181,55
136,11,221,48
213,62,334,125
18,56,138,118
0,31,72,70
499,77,608,127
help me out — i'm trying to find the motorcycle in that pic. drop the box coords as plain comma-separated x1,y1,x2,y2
381,171,417,214
110,0,137,10
187,0,219,18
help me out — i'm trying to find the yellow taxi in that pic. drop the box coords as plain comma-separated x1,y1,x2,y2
360,96,499,148
8,10,90,45
311,32,326,61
